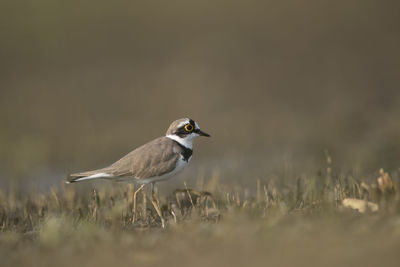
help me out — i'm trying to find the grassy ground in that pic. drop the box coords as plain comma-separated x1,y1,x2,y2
1,165,400,267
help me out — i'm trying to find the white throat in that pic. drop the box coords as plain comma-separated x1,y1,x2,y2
166,134,197,149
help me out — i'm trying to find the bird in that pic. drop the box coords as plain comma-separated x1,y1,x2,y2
67,118,210,227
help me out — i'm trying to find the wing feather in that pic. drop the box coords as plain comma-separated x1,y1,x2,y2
68,137,180,183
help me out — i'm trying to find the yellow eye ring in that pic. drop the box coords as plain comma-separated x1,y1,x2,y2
185,124,194,132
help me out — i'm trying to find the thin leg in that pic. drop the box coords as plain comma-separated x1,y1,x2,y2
133,184,145,223
150,183,165,228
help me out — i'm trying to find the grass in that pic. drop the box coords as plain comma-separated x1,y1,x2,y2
1,164,400,267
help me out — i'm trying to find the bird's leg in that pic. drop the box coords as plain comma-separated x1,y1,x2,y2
150,182,165,228
133,184,145,223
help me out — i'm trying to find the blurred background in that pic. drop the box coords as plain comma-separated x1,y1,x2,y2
1,0,400,190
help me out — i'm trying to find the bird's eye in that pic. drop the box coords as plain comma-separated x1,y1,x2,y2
185,124,194,132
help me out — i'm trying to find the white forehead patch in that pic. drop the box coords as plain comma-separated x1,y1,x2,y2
194,122,200,129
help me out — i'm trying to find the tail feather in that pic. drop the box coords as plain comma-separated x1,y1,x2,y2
67,169,114,184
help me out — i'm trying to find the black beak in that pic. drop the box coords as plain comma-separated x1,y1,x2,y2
195,129,210,137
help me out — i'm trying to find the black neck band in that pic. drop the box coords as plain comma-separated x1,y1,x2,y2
173,141,193,162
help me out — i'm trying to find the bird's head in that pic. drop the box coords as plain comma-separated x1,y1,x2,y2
166,118,210,148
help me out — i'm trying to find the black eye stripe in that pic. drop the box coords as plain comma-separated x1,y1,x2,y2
174,120,196,137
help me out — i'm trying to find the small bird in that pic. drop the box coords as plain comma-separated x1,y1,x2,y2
67,118,210,227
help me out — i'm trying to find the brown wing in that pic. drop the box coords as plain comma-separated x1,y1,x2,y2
69,137,180,181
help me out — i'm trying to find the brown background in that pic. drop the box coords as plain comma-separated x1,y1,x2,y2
1,0,400,188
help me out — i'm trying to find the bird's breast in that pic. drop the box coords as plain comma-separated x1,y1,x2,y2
175,156,190,173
